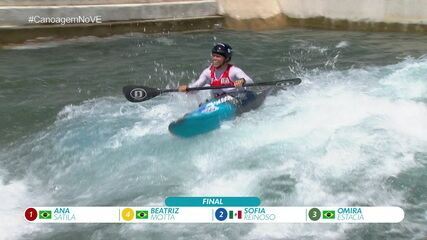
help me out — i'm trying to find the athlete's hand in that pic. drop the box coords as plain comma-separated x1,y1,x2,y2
178,85,188,92
234,79,246,88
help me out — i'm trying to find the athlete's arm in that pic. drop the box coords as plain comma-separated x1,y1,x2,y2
232,67,254,85
178,68,210,92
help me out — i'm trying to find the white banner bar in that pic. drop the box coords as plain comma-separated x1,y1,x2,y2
24,207,404,223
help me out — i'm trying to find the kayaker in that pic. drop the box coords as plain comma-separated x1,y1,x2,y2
178,42,254,98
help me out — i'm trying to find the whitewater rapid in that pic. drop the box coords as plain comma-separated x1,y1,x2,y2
1,54,426,239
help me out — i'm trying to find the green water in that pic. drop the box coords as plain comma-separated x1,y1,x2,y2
0,29,426,240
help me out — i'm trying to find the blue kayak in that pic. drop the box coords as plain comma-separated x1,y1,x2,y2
168,89,271,137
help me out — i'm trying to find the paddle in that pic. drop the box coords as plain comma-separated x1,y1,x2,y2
123,78,301,103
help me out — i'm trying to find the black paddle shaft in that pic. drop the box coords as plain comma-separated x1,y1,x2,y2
123,78,301,103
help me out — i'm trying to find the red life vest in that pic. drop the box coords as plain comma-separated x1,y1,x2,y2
210,64,234,87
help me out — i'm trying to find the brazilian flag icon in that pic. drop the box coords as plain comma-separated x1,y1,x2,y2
136,210,149,219
322,210,335,219
39,210,52,219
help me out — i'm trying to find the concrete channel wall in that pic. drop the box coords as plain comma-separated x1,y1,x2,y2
279,0,427,25
1,0,426,45
0,0,218,26
0,0,223,45
218,0,427,31
0,0,194,6
218,0,427,24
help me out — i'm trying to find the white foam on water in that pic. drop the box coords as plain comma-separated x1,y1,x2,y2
291,40,329,54
336,41,349,48
1,56,426,239
0,172,46,240
155,36,176,46
177,57,426,239
379,57,427,100
189,169,259,196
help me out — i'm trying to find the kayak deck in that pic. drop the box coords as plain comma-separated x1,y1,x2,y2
168,89,271,137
